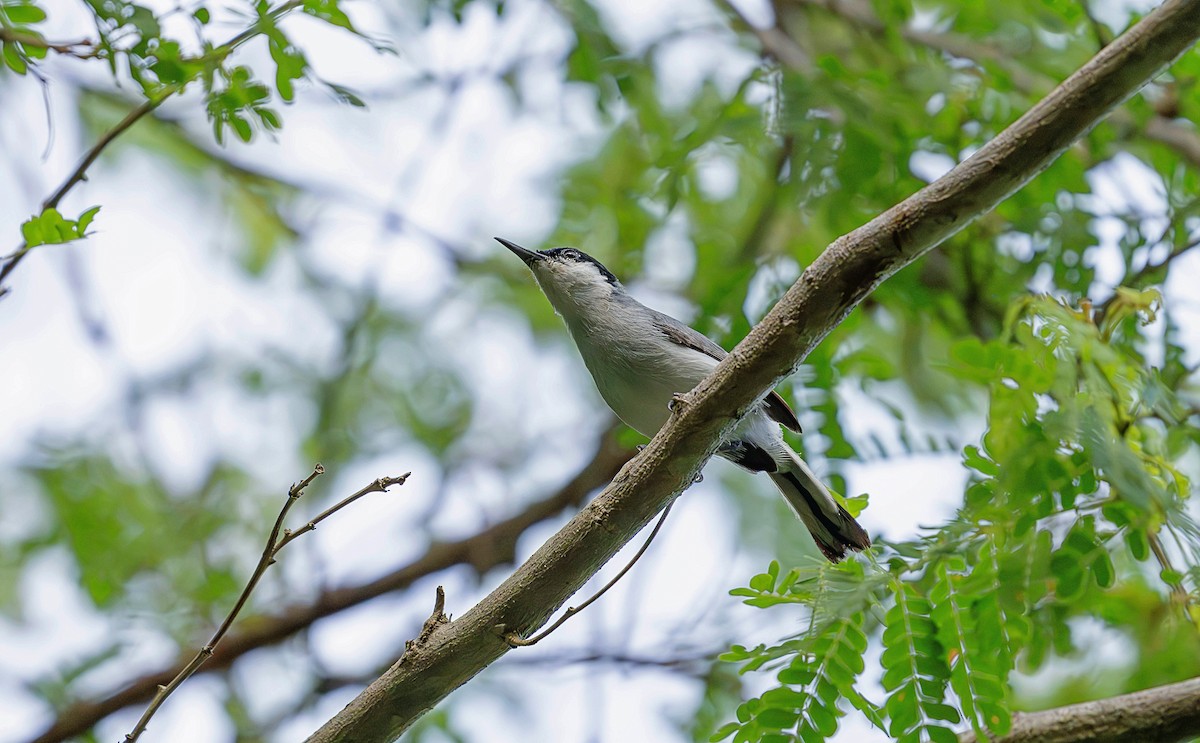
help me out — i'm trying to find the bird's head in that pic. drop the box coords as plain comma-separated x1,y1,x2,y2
496,237,621,313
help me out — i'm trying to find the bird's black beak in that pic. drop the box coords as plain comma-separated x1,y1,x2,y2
495,237,543,266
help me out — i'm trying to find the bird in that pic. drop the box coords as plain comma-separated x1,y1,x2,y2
497,237,870,562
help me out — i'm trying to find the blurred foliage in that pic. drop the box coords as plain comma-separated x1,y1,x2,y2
2,0,1199,740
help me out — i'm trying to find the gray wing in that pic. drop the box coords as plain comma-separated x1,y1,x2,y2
650,310,803,434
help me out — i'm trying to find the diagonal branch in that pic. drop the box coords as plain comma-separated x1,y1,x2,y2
502,500,675,647
304,2,1200,742
27,432,632,743
124,465,409,742
958,675,1200,743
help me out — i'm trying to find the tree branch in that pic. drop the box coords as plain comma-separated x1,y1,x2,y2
123,464,326,741
27,432,632,743
503,500,674,647
958,676,1200,743
304,2,1200,741
123,466,409,742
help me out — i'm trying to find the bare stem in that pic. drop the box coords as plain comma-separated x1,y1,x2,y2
503,501,674,647
27,433,631,743
122,464,409,742
275,473,410,553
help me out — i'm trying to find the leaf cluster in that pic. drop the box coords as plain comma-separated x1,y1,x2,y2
1,0,374,144
716,292,1200,742
19,206,100,248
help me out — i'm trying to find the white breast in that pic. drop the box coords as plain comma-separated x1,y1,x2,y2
567,304,717,437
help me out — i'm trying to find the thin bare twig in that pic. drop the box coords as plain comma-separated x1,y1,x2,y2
122,465,409,742
275,472,411,552
1123,234,1200,288
502,501,674,647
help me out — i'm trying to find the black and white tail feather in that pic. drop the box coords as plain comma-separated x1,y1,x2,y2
498,237,872,563
771,459,870,563
721,440,870,562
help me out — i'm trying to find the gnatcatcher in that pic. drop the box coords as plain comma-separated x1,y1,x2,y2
499,238,869,562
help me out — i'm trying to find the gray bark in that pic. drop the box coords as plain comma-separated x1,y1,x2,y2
959,676,1200,743
307,1,1200,740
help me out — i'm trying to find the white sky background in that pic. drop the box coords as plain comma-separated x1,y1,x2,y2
1,0,1197,741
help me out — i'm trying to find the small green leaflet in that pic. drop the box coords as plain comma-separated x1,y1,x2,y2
20,206,101,247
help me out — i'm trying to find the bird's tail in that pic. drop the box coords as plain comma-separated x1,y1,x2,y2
768,450,870,563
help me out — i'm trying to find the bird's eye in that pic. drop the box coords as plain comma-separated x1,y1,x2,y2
562,249,580,260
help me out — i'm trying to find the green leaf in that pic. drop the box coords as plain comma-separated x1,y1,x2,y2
1051,553,1085,602
75,206,101,234
962,445,999,477
4,2,47,23
231,113,253,142
749,571,775,593
842,493,869,518
127,5,161,38
777,667,816,686
882,585,956,738
302,0,355,30
1092,550,1115,588
768,687,807,708
925,725,960,743
1160,568,1184,586
20,214,43,246
755,707,797,730
3,41,28,74
258,107,282,131
19,207,98,248
807,698,838,736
